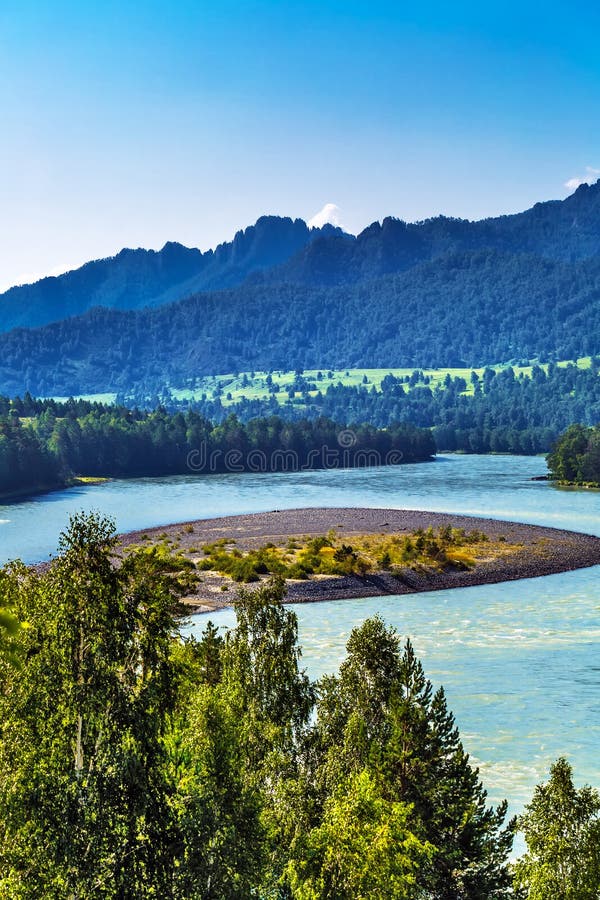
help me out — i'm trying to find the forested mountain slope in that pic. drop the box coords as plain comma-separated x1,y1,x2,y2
254,179,600,287
3,180,600,334
1,181,599,398
0,217,342,332
1,249,599,397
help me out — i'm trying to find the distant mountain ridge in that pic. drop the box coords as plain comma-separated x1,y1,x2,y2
1,247,599,398
0,216,344,332
1,181,600,398
2,180,600,334
253,180,600,287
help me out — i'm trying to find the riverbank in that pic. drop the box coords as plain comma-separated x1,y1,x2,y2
0,476,111,506
550,479,600,490
119,507,600,613
0,481,67,504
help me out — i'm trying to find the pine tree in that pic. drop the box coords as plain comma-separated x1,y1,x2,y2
298,617,514,899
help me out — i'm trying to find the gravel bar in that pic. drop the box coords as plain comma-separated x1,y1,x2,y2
119,507,600,613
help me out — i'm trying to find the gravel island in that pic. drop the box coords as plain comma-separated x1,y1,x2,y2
119,507,600,613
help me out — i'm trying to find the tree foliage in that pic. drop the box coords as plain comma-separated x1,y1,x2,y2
547,423,600,484
166,362,600,455
513,757,600,899
0,400,434,498
292,618,515,899
285,769,432,899
0,512,193,898
3,516,595,897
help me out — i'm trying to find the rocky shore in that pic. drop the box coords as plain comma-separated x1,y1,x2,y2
119,507,600,613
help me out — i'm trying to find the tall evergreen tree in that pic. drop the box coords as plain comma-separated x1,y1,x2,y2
294,617,514,899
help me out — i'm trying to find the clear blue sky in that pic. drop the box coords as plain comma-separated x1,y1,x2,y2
1,0,599,289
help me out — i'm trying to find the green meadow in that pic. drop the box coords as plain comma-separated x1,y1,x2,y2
169,357,594,406
49,358,593,408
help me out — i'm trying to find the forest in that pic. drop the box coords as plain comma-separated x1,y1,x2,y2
0,514,597,898
546,423,600,484
3,358,600,498
2,250,600,399
0,399,434,498
3,356,600,499
145,361,600,455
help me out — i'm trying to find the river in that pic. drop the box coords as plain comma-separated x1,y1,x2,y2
1,454,599,821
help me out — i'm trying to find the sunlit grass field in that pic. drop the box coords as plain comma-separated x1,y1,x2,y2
51,358,594,407
169,357,594,406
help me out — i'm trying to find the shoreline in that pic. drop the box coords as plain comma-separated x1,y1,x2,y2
119,507,600,613
549,479,600,490
0,481,68,505
6,459,596,511
0,476,111,506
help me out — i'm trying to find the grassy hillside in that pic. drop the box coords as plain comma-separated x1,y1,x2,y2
170,367,492,406
49,358,595,416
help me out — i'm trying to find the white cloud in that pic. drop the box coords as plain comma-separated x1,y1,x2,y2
564,166,600,192
307,202,346,231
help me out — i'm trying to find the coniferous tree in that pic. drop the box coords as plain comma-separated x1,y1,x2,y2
292,617,514,899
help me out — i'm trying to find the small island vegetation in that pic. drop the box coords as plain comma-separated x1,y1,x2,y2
167,525,492,583
120,507,600,609
547,423,600,486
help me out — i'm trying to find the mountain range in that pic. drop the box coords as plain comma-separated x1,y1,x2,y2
1,181,599,398
0,217,345,332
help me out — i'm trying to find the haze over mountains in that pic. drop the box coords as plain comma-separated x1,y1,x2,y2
0,217,345,332
1,181,600,398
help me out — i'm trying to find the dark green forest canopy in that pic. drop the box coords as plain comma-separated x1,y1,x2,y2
547,423,600,484
0,402,434,498
156,361,600,454
2,249,600,399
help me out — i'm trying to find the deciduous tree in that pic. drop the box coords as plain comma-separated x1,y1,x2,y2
513,757,600,899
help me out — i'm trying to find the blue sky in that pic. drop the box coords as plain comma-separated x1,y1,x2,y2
1,0,599,290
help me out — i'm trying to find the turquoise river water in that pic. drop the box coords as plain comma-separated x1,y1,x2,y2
1,454,599,823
